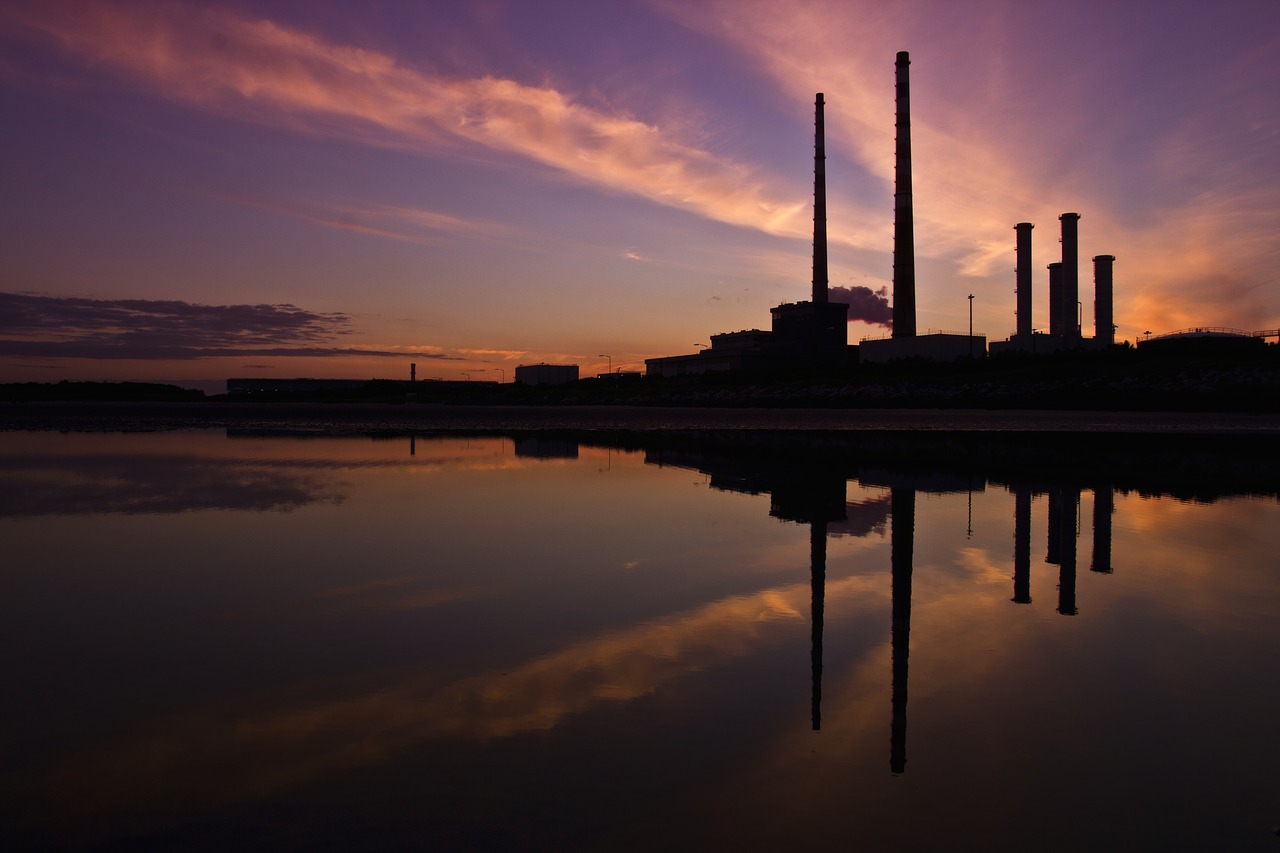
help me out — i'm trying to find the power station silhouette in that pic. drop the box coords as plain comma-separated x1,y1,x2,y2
646,51,1129,376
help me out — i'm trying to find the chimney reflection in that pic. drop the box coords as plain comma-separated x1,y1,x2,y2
1013,485,1032,604
811,522,825,731
890,488,914,775
1047,487,1081,616
1091,487,1114,574
638,434,1129,775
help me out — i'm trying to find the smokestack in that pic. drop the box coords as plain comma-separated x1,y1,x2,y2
813,94,828,304
1048,262,1063,337
1093,255,1115,346
1060,213,1081,338
1015,223,1034,338
892,51,916,338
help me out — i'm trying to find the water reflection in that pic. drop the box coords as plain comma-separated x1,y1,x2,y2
2,427,1278,850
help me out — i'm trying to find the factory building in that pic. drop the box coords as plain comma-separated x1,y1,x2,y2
514,363,579,385
226,378,370,395
649,51,1156,373
990,214,1119,355
647,52,990,374
1137,328,1269,353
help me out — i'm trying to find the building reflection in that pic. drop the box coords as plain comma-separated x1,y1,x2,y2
1013,485,1032,603
378,430,1146,773
1047,487,1081,616
640,436,1136,775
1091,487,1114,574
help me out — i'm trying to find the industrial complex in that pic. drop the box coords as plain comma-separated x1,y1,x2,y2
228,50,1273,397
644,51,1274,378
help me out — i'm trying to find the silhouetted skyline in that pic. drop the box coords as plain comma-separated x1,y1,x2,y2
1,2,1276,387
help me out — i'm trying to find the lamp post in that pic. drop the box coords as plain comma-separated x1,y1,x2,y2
496,368,505,384
598,354,611,375
968,293,974,359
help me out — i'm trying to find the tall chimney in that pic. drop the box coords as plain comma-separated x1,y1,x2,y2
1093,254,1115,346
1060,213,1081,338
1048,262,1063,337
813,94,828,304
1015,223,1034,338
892,51,916,338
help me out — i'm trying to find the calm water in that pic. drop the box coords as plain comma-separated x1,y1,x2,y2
2,428,1278,851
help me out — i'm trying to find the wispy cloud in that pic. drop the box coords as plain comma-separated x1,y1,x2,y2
203,191,513,245
0,292,440,360
0,2,815,242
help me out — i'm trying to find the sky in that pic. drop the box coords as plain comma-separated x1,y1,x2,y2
1,0,1277,389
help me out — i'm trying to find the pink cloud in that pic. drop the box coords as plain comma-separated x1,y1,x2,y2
1,2,815,241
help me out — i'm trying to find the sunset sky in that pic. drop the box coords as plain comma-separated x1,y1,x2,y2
2,0,1276,389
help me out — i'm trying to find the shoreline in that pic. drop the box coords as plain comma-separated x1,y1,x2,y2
4,401,1280,433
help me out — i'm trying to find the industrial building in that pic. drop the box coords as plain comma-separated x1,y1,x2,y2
226,378,371,395
989,215,1119,355
514,363,579,385
648,51,981,376
645,52,1275,372
1137,328,1270,353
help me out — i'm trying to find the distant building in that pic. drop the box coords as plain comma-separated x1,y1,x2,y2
226,378,370,395
860,333,986,363
515,363,579,385
1137,328,1267,354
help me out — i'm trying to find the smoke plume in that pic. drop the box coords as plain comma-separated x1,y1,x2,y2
828,285,892,328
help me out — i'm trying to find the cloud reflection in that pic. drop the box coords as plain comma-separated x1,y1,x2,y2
28,575,885,831
0,450,345,515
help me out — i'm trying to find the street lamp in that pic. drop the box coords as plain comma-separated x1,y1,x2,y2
497,368,505,384
598,354,611,374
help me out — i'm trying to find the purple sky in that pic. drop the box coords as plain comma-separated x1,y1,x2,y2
2,0,1276,386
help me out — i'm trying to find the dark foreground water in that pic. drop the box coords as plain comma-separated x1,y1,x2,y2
2,424,1278,851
